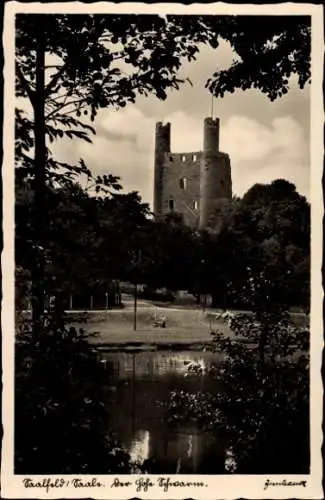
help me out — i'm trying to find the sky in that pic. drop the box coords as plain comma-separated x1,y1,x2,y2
52,39,310,208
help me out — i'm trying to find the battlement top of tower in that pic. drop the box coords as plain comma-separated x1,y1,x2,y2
156,121,171,129
204,117,220,126
156,119,219,129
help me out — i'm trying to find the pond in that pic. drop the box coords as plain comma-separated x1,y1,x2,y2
100,350,230,474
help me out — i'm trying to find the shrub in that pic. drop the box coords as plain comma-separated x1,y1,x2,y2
166,310,309,474
15,315,132,474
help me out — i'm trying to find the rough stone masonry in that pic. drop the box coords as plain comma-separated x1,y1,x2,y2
153,117,232,229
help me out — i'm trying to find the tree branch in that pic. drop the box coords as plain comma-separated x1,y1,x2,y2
44,64,67,97
16,63,36,106
45,87,123,120
61,102,90,117
47,92,76,103
45,97,88,120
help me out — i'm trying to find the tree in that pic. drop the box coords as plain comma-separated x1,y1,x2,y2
15,179,151,308
210,180,311,310
131,213,198,292
207,197,241,233
205,15,311,101
15,319,134,473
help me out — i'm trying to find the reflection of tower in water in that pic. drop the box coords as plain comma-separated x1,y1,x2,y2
187,433,199,472
130,352,156,433
148,428,201,473
129,430,150,463
132,352,135,433
102,351,229,473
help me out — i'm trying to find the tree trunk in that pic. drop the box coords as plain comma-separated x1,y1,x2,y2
31,28,46,331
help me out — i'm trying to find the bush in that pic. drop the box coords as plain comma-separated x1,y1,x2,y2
166,310,309,474
15,315,132,474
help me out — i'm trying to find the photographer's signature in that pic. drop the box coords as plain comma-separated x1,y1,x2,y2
264,478,307,490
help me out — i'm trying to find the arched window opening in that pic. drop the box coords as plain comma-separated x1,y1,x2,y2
179,178,187,190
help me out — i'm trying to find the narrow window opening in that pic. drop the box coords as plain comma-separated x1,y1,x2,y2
193,154,197,162
168,199,174,210
181,155,186,162
179,178,187,190
169,155,173,161
193,200,199,210
220,180,225,187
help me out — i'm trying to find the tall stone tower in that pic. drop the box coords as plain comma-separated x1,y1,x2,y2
199,118,232,229
153,118,232,229
154,122,171,215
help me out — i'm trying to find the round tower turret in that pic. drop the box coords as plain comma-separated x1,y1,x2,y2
154,122,170,215
203,117,219,154
199,117,231,229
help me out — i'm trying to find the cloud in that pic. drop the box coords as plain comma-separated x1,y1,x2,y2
99,107,155,153
52,106,157,204
164,111,204,152
221,115,306,162
50,42,310,206
200,115,307,199
220,115,308,198
236,161,309,200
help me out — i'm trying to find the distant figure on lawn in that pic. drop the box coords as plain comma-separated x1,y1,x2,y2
153,313,167,328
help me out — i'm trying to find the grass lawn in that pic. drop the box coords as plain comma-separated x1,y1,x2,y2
68,304,233,346
68,301,308,348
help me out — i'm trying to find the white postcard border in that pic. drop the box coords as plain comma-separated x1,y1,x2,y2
2,2,324,499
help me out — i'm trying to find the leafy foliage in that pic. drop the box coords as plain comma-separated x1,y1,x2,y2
16,14,215,120
15,318,133,473
16,178,310,312
16,13,225,321
167,309,309,474
212,309,309,473
204,180,310,310
205,15,311,100
16,180,150,299
134,213,200,290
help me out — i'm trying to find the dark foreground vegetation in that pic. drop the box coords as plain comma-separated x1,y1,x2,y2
14,13,310,473
166,309,309,474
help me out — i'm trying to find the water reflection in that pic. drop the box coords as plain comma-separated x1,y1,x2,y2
129,430,150,463
102,351,218,379
102,350,227,473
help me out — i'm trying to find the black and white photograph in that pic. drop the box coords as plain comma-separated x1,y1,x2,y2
1,2,323,498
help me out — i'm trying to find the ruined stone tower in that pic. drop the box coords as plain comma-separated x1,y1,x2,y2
153,122,171,215
153,117,232,229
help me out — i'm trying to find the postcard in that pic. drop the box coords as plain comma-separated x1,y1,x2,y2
1,1,323,498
